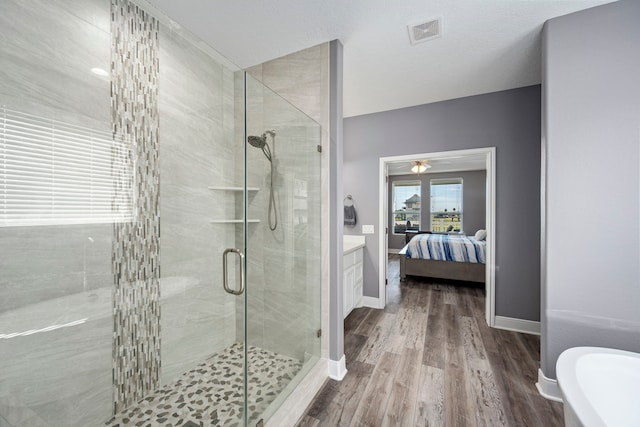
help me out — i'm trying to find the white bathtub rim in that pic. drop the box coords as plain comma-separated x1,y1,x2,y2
557,346,640,427
0,275,201,334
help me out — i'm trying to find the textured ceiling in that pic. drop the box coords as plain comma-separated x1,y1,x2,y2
144,0,613,117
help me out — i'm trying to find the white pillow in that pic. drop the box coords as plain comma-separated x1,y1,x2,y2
474,229,487,241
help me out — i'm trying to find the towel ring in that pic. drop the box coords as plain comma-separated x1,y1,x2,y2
344,195,354,206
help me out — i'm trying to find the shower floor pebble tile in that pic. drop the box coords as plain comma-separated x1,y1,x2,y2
105,343,302,427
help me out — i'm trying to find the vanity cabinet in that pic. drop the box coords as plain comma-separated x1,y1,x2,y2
343,247,363,318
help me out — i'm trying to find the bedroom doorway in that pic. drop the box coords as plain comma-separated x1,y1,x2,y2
378,147,496,326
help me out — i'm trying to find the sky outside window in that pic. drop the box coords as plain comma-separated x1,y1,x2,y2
430,182,462,212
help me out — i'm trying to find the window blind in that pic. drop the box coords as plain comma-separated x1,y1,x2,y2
0,106,133,227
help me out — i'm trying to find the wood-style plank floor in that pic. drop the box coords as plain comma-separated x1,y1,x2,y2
297,255,564,427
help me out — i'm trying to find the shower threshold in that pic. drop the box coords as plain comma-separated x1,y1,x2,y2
105,343,303,427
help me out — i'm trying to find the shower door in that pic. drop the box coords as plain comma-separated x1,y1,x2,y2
242,74,322,425
155,65,322,425
107,10,322,427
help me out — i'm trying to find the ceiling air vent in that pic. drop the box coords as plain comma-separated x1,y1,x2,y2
408,18,442,44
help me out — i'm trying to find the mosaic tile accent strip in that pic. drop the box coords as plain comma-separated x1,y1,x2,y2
110,0,161,413
105,344,303,427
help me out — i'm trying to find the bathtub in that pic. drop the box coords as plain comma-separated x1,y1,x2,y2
556,346,640,427
0,276,212,427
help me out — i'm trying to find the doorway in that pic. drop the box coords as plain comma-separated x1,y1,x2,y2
378,147,496,326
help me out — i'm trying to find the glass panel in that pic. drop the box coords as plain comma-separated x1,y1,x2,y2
244,74,322,424
392,181,421,234
0,2,322,426
0,1,250,426
0,1,113,425
430,178,463,232
153,20,247,427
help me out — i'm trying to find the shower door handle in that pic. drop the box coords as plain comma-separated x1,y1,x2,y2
222,248,245,295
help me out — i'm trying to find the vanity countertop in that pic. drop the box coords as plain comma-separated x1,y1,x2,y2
343,235,365,254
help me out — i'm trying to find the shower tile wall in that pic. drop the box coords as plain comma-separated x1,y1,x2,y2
238,76,266,351
240,45,327,362
0,0,114,425
158,16,238,383
0,0,324,424
255,44,329,362
238,104,320,360
230,71,322,424
0,0,240,425
111,0,242,407
247,44,328,126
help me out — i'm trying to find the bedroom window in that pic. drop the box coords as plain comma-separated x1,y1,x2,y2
430,178,463,233
392,180,421,234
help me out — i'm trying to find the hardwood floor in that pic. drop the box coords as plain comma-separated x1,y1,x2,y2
297,255,564,427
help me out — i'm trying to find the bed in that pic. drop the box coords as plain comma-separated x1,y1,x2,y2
399,232,486,283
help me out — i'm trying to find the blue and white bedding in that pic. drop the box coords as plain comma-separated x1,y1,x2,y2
405,234,486,264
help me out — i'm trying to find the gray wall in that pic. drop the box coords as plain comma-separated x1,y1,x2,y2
388,171,486,250
344,85,542,321
329,40,345,362
541,0,640,379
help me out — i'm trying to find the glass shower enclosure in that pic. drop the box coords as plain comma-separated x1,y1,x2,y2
0,1,322,426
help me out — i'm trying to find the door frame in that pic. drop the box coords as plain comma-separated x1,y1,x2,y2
378,147,496,326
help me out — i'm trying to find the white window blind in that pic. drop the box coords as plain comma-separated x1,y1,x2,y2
0,106,133,227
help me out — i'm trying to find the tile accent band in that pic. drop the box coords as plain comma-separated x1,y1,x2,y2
110,0,161,413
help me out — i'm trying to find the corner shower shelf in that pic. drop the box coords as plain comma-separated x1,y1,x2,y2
208,186,261,224
210,219,260,224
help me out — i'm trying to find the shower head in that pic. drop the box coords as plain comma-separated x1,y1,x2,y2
247,135,266,149
248,130,278,231
247,132,275,162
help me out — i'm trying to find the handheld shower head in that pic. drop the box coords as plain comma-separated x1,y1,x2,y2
247,130,278,231
248,133,273,161
247,135,266,149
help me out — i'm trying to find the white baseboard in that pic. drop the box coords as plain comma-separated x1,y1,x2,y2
360,296,384,309
494,316,540,335
266,358,329,427
328,355,347,381
388,248,401,254
536,368,563,402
